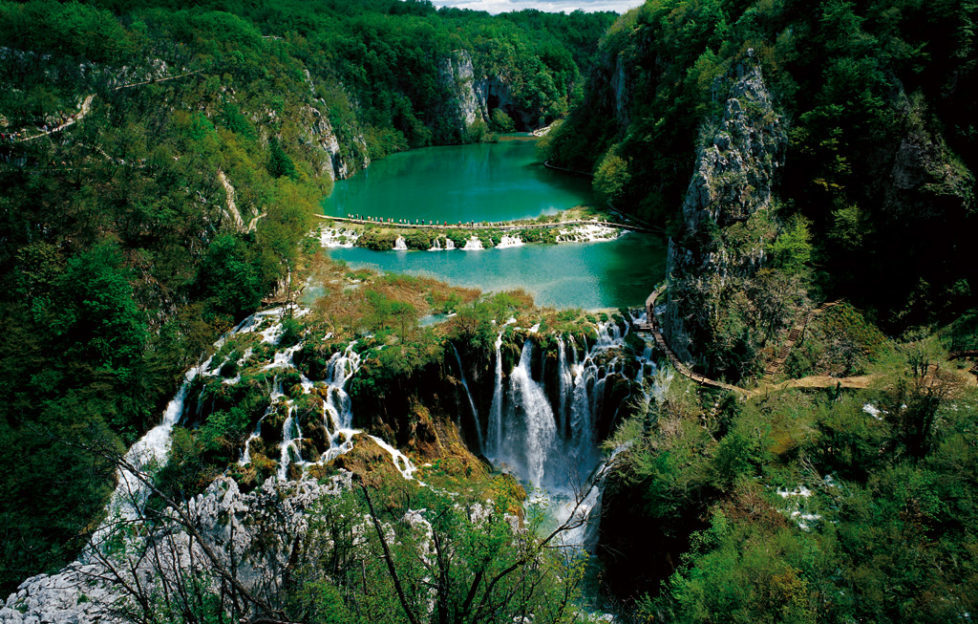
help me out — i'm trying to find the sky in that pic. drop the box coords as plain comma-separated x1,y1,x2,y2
427,0,646,14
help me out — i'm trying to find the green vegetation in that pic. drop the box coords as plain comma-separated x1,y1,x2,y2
0,0,614,592
548,0,977,328
286,483,586,624
602,330,978,622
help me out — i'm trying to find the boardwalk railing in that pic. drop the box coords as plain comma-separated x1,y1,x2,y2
316,214,657,234
634,285,747,395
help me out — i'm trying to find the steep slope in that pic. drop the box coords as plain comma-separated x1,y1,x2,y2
548,0,977,329
661,55,807,380
0,0,614,592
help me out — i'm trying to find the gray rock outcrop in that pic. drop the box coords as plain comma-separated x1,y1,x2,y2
661,54,794,372
0,473,352,624
300,103,370,181
439,50,490,132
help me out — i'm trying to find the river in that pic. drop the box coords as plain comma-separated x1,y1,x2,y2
322,137,666,309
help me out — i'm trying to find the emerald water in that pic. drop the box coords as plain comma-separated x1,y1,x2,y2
323,139,667,309
323,137,592,223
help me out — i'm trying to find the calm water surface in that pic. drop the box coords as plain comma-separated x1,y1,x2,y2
323,139,666,309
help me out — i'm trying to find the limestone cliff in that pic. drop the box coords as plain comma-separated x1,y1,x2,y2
0,474,351,624
439,50,490,135
299,103,369,181
661,55,802,379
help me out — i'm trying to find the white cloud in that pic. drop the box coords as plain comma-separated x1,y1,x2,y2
429,0,645,14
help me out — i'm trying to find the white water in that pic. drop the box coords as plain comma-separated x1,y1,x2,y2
451,342,483,454
495,235,524,249
87,305,426,555
462,236,484,250
483,321,631,492
485,318,515,456
466,318,643,549
444,237,456,250
500,340,557,487
393,236,408,251
91,308,297,546
320,226,360,248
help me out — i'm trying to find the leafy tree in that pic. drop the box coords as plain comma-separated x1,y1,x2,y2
193,235,263,320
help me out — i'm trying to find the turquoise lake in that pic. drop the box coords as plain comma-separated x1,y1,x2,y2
322,139,667,309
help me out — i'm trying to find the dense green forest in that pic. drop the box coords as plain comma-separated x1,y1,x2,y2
2,0,978,622
546,0,977,329
0,0,613,592
538,0,978,619
601,332,978,622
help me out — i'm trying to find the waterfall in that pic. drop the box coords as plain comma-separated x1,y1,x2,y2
462,236,484,250
495,235,524,249
486,329,506,457
393,236,407,251
557,337,572,436
451,342,483,454
487,320,631,495
277,405,301,480
92,308,291,545
476,319,638,552
503,340,557,488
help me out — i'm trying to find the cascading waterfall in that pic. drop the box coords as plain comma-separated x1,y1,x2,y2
499,340,557,487
92,307,288,547
90,305,422,553
481,320,631,493
458,317,647,552
451,342,483,454
486,326,507,456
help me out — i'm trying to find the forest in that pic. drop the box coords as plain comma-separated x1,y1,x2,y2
1,0,977,622
0,0,613,593
545,0,977,330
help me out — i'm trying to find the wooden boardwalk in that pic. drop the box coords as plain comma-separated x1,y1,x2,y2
634,285,746,394
316,214,657,234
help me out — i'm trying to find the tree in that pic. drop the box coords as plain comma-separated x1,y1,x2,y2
194,235,264,320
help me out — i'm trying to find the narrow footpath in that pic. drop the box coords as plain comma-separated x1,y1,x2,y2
317,214,657,234
631,287,977,398
7,71,199,144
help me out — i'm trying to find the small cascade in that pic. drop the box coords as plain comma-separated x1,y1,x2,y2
393,236,408,251
485,318,515,456
495,235,524,249
462,236,484,250
277,405,301,480
428,238,442,251
451,342,483,454
444,237,456,250
235,336,422,481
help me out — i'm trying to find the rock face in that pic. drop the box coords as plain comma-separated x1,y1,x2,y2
0,473,351,624
439,50,490,133
300,103,370,181
437,49,540,136
679,59,786,231
661,55,793,374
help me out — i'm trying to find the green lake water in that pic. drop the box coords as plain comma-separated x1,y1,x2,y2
322,139,667,309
